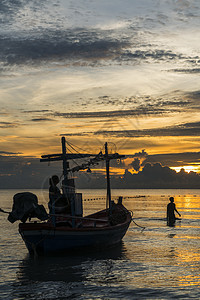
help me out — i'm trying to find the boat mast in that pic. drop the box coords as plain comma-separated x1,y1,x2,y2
105,142,111,211
61,137,76,226
61,136,69,196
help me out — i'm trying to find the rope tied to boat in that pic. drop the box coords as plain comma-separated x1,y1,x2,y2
129,210,146,232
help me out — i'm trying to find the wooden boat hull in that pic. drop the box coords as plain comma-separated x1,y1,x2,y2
19,222,130,254
19,208,132,254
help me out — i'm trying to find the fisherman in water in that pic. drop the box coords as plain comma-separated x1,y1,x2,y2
167,197,181,226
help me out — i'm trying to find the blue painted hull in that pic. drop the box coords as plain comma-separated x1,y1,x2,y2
20,221,131,254
19,206,132,254
19,212,132,254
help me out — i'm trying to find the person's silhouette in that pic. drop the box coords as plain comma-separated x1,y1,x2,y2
167,197,181,226
48,175,61,214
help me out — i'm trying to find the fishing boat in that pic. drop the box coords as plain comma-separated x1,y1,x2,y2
12,137,132,254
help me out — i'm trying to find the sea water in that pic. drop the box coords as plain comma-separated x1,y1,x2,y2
0,189,199,299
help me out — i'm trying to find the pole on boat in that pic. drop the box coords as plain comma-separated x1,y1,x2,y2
61,137,75,227
105,142,111,212
61,136,69,196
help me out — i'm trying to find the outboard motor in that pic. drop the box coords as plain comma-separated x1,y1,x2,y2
8,192,48,223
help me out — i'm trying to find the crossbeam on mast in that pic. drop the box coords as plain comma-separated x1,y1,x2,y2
40,153,94,163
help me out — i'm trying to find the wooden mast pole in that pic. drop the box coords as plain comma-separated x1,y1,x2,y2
61,137,75,227
61,136,68,196
105,142,111,211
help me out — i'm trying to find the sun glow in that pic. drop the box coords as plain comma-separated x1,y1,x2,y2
171,165,200,173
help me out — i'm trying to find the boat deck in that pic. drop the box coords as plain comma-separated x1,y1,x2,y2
19,205,131,232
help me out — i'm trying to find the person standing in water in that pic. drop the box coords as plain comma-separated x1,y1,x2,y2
167,197,181,226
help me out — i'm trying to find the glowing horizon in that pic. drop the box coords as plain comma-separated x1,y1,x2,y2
1,0,200,176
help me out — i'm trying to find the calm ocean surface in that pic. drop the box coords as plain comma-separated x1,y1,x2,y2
0,189,199,300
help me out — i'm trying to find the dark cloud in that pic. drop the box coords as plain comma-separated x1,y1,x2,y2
0,0,46,24
95,95,191,108
1,21,197,69
0,111,9,115
60,133,88,137
129,163,200,189
146,152,200,168
170,68,200,73
0,0,23,20
1,30,196,68
129,150,148,159
185,90,200,100
159,100,190,107
0,151,22,155
0,29,129,66
0,154,61,189
22,110,52,113
31,117,55,122
94,121,200,138
0,150,200,189
0,121,19,128
130,158,140,172
119,49,183,62
76,163,200,189
54,106,166,119
0,0,199,70
53,90,197,116
61,121,200,140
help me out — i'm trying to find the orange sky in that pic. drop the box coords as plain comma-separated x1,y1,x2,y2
0,0,200,174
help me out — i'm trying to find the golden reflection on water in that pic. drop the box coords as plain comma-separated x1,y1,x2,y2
177,195,200,209
178,274,200,287
123,239,200,288
121,193,200,289
1,190,200,297
177,249,200,264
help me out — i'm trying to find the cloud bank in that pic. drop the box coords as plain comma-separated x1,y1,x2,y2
94,121,200,138
1,152,200,189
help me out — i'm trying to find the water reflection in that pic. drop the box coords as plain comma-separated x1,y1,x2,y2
1,191,200,299
167,234,176,238
17,243,127,284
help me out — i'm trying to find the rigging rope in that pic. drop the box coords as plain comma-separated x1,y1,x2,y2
129,210,146,232
66,144,89,170
66,140,87,153
66,141,92,166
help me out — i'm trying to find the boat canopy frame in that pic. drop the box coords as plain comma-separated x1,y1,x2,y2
40,137,124,224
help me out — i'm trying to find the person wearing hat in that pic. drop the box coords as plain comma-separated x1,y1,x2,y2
167,197,181,226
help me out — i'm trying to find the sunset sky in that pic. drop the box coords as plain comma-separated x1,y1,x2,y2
1,0,200,178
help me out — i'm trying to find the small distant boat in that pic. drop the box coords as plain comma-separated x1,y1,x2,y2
17,137,132,255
